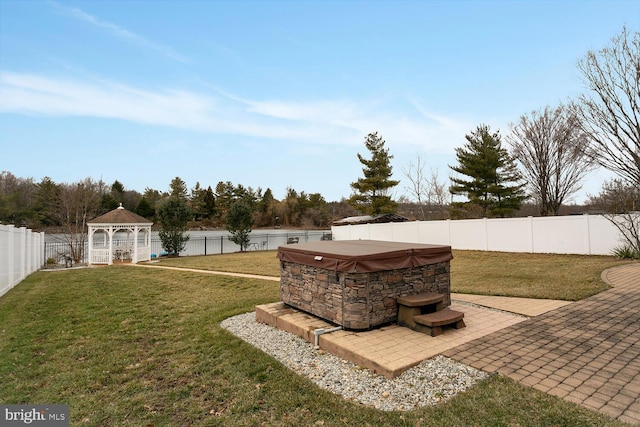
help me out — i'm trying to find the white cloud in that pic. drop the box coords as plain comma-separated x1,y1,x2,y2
0,71,472,155
47,0,189,63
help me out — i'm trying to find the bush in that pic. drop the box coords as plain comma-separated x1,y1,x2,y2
612,245,640,259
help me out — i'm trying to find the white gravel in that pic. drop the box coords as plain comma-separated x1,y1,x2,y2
220,312,489,411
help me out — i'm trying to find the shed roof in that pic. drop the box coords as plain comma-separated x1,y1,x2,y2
88,204,153,225
332,213,409,226
277,239,452,273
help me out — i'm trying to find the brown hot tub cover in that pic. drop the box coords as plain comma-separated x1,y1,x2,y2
277,240,453,273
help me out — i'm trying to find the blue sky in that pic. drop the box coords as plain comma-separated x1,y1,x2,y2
1,0,638,203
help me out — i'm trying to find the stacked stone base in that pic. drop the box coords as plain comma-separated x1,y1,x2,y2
280,261,451,330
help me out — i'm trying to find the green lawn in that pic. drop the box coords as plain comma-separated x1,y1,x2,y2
449,250,631,300
0,252,633,426
152,249,631,300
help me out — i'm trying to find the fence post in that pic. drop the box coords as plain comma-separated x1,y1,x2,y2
529,216,535,253
8,225,15,288
25,228,32,276
19,227,27,284
585,214,592,255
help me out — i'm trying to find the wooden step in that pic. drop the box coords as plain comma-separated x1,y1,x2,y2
413,309,466,337
396,292,446,329
396,292,444,307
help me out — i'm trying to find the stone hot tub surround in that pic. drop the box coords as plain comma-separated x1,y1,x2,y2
277,240,453,330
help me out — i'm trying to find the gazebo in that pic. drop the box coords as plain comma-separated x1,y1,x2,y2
87,204,153,265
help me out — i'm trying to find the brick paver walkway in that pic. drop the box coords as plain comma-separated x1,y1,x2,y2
444,263,640,425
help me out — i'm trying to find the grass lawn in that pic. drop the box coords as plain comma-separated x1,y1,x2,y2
151,249,631,300
449,251,632,300
0,252,632,426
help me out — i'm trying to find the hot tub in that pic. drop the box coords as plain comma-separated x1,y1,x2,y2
277,240,453,330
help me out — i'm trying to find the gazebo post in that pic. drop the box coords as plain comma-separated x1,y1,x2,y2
133,226,139,264
88,226,94,264
108,226,114,266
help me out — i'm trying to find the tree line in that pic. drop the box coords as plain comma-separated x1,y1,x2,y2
0,172,364,231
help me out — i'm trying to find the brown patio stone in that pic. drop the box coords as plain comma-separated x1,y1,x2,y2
444,263,640,425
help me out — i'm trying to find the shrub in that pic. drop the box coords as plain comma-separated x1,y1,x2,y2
612,245,640,259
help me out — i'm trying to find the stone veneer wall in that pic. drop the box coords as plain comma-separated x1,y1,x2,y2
279,260,451,330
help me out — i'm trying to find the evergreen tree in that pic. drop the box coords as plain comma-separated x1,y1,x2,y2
190,182,206,221
100,180,122,213
305,193,329,227
157,196,191,256
169,177,188,199
202,186,216,219
449,125,526,218
226,201,253,251
256,188,277,227
135,197,155,220
348,132,400,215
136,187,163,220
214,181,236,223
283,187,300,226
34,176,60,226
189,182,217,221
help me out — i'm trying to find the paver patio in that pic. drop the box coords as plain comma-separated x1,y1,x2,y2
444,263,640,425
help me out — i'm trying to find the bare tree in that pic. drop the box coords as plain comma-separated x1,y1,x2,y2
576,26,640,187
55,178,105,263
427,168,450,219
588,179,640,257
507,105,596,216
402,155,428,219
402,155,450,220
577,26,640,257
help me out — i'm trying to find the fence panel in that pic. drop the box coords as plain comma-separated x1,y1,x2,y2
486,217,533,253
449,219,488,251
331,214,624,256
416,220,451,246
531,216,589,254
0,226,11,296
44,230,333,264
0,224,45,298
587,215,621,254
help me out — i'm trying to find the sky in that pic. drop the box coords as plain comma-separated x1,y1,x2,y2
1,0,639,204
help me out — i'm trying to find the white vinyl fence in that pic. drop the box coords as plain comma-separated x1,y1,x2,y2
0,224,45,298
331,214,624,255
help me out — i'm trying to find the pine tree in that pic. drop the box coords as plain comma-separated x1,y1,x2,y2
157,196,191,256
226,201,253,251
169,177,188,199
449,125,526,218
190,182,211,221
349,132,400,215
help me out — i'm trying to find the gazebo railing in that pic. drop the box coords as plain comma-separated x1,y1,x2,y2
136,247,151,262
91,249,111,264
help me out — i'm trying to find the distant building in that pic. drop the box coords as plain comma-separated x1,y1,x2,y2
332,213,409,226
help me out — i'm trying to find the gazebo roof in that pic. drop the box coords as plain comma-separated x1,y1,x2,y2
88,204,153,225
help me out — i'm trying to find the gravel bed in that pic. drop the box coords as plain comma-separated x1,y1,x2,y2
220,312,489,411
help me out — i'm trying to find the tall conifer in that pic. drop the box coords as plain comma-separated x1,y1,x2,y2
450,125,526,217
349,132,400,215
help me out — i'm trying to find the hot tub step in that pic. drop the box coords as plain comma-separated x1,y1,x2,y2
396,292,444,307
413,309,466,337
396,292,445,329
